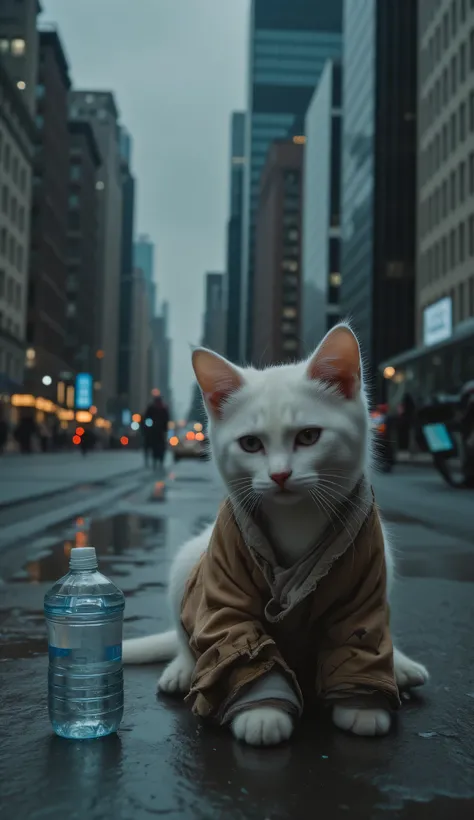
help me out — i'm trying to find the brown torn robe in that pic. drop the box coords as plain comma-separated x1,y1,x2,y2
181,477,400,725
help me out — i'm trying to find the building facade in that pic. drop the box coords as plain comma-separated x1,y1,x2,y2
417,0,474,342
225,112,245,363
341,0,417,384
69,91,123,417
302,60,342,355
129,266,151,415
240,0,343,361
203,272,225,355
0,59,34,392
65,120,101,380
252,140,303,366
25,29,71,399
117,129,135,411
150,303,172,410
0,0,39,115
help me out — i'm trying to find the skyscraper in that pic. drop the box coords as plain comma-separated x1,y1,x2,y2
225,112,245,363
0,59,34,393
69,91,123,417
203,273,225,355
302,60,343,355
252,140,304,366
0,0,39,115
240,0,343,361
416,0,474,340
66,120,101,379
341,0,417,383
134,233,156,319
117,128,135,410
25,29,71,399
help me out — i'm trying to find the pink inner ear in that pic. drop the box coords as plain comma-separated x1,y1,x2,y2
307,327,361,399
192,349,243,418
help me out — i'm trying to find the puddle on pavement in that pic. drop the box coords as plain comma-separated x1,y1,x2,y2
12,513,167,585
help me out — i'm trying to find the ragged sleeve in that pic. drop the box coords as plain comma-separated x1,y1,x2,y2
181,503,302,722
316,507,400,709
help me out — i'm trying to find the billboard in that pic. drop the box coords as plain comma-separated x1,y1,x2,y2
75,373,93,409
423,297,452,347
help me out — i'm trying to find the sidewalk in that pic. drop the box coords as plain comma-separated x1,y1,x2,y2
0,450,145,508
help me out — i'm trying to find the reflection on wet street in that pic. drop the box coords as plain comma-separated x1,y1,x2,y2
1,460,474,819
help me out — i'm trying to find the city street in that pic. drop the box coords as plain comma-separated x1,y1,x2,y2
1,454,474,819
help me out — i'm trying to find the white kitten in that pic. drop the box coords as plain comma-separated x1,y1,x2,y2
123,324,429,747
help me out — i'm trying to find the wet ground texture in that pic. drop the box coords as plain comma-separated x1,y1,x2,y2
1,460,474,819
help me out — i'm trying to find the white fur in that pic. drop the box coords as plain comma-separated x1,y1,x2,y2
123,326,429,745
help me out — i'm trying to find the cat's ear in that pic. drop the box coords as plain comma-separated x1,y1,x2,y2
306,325,361,399
192,348,244,418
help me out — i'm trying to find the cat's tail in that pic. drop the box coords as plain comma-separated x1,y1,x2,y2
122,630,178,664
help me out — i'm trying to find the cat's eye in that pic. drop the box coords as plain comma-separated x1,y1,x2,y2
239,435,264,454
295,428,322,447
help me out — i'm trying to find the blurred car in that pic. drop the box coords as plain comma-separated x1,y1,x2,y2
168,424,208,461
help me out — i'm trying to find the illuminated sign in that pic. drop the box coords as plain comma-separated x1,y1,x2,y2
423,297,452,347
75,373,93,409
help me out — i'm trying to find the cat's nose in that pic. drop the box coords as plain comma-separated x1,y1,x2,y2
270,471,292,488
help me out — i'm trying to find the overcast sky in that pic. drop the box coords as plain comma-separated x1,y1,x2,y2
41,0,249,415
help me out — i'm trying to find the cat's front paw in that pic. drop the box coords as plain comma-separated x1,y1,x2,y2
393,648,429,689
332,705,391,737
231,706,294,746
157,654,193,695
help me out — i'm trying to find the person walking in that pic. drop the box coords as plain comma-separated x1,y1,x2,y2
142,396,170,471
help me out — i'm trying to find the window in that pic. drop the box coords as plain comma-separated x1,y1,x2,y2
450,112,457,150
36,83,45,99
70,164,81,181
1,185,8,213
19,167,26,193
451,0,457,37
450,229,457,268
442,124,448,161
460,42,466,83
282,259,298,273
282,307,297,319
68,194,79,208
0,39,9,54
459,102,466,141
442,67,449,106
11,39,25,56
470,152,474,194
18,206,25,231
450,169,456,208
9,236,15,264
470,91,474,133
460,0,467,24
11,197,17,224
450,54,457,95
0,269,4,297
469,215,474,257
281,321,296,334
36,114,44,129
471,28,474,72
0,228,6,255
15,283,21,310
16,245,23,272
329,272,341,287
12,157,18,184
459,161,466,201
282,339,298,352
459,222,465,263
443,13,449,49
442,236,448,273
6,277,13,304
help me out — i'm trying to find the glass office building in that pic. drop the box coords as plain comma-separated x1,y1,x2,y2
341,0,417,386
239,0,343,361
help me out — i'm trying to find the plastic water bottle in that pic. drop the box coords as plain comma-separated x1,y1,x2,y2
44,546,125,739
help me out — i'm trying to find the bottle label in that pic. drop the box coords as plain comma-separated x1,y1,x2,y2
47,620,123,663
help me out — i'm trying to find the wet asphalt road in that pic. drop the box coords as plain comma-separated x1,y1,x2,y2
1,458,474,819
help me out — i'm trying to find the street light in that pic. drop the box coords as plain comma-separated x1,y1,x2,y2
42,375,52,386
